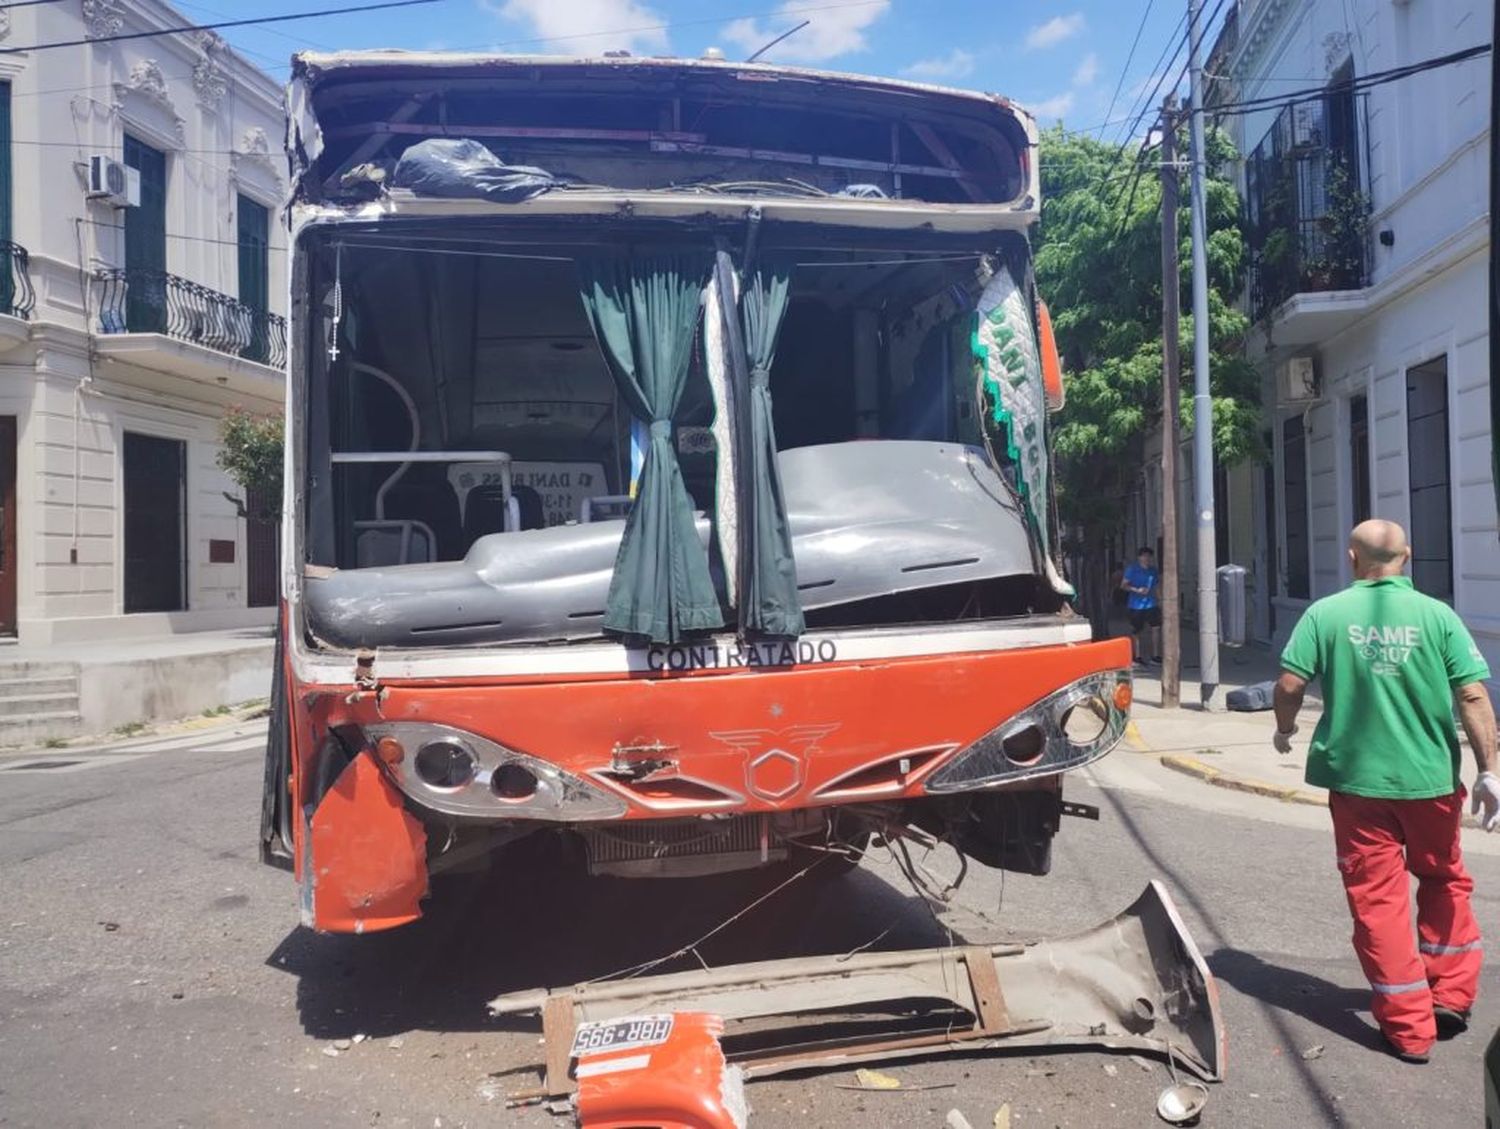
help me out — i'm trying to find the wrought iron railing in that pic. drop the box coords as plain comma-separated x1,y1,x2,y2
95,267,286,369
0,241,36,320
1245,95,1369,321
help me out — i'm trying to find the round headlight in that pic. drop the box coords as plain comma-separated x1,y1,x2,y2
414,739,477,789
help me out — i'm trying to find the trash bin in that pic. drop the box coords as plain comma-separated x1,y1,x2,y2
1217,564,1247,648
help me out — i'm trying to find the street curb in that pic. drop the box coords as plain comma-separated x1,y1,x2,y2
1158,753,1328,807
1157,753,1493,829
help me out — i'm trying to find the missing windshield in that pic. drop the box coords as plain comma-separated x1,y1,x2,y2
297,224,1054,649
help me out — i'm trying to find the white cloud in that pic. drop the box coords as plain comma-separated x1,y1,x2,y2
1072,51,1099,87
722,0,891,64
901,48,975,81
1028,91,1075,121
489,0,669,56
1025,13,1085,50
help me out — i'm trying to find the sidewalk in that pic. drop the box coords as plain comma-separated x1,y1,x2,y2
1122,632,1487,826
0,627,273,747
1124,639,1330,808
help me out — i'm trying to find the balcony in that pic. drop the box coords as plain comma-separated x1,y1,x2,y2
94,267,286,388
0,241,35,352
1245,94,1370,343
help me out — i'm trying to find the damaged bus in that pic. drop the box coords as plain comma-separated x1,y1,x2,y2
261,52,1134,934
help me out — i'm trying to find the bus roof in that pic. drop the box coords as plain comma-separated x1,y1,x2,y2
287,51,1039,229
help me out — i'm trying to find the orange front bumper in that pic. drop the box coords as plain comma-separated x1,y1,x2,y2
290,635,1129,932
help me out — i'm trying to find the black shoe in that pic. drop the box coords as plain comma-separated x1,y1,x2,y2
1384,1036,1431,1064
1434,1006,1471,1039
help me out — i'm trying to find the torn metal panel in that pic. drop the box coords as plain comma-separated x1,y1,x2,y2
304,440,1034,649
307,752,428,934
573,1012,749,1129
489,880,1226,1096
285,51,1039,224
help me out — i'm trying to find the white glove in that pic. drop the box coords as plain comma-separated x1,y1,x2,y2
1471,772,1500,833
1273,726,1297,755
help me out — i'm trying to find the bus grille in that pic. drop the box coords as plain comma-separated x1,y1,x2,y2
582,816,781,877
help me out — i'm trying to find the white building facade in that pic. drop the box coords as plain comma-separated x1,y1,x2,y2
1126,0,1497,684
0,0,286,644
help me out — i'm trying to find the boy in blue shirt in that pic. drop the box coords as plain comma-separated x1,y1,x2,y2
1121,546,1161,665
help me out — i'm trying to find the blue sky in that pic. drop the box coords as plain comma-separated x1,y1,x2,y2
177,1,1202,137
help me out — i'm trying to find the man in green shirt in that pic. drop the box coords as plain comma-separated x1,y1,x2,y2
1274,519,1497,1064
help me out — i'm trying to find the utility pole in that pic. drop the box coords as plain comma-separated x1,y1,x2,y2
1158,95,1182,709
1187,0,1221,709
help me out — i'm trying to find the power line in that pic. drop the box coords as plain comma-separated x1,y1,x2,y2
0,0,892,100
0,1,64,9
1207,42,1492,117
0,0,446,55
84,218,285,252
1101,0,1229,219
1106,7,1189,152
1099,0,1157,140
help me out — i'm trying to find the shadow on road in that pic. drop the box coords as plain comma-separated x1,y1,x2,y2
1208,949,1382,1050
265,849,952,1041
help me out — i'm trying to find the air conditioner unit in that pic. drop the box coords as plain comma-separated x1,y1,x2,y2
1278,356,1319,403
86,156,141,207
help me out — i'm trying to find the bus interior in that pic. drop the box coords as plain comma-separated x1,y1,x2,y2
299,224,1056,649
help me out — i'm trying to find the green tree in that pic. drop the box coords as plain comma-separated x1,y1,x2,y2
217,407,283,524
1034,124,1261,615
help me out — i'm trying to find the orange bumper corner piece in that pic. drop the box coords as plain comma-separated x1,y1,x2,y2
576,1012,746,1129
309,753,428,934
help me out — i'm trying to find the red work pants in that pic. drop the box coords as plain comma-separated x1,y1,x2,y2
1330,789,1482,1054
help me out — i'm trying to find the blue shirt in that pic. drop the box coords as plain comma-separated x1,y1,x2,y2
1123,563,1159,611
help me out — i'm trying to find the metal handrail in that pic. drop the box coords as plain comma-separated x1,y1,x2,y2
0,241,35,320
94,266,287,369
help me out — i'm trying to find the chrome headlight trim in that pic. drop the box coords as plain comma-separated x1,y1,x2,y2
924,670,1130,794
364,721,627,821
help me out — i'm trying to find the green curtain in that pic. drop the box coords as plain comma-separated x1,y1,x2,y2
579,253,722,643
739,261,804,636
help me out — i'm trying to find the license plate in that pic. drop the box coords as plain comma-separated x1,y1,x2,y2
570,1014,674,1058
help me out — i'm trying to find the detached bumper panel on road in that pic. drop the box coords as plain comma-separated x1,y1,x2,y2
490,878,1225,1098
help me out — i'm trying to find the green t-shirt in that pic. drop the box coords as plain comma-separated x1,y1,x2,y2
1280,576,1491,799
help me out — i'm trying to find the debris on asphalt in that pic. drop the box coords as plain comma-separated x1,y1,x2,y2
476,1078,506,1102
1300,1044,1325,1061
835,1080,955,1093
99,921,120,932
352,1033,368,1044
853,1068,902,1090
322,1046,340,1058
993,1102,1012,1129
1102,1063,1119,1077
170,991,184,1000
334,1038,352,1051
945,1110,974,1129
1024,1067,1056,1079
388,1036,405,1050
1129,1054,1156,1072
1155,1081,1209,1125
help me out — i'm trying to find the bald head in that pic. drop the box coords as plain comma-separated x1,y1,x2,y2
1348,519,1410,578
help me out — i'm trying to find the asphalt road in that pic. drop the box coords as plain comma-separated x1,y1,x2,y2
2,723,1498,1128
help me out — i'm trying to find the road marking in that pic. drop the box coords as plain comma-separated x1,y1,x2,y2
0,754,150,774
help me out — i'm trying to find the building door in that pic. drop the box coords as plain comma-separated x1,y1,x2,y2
1282,416,1310,599
0,417,15,635
1350,394,1371,525
245,485,278,608
123,135,167,333
1260,447,1278,639
1407,357,1453,600
0,81,13,316
123,433,185,613
236,194,269,362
